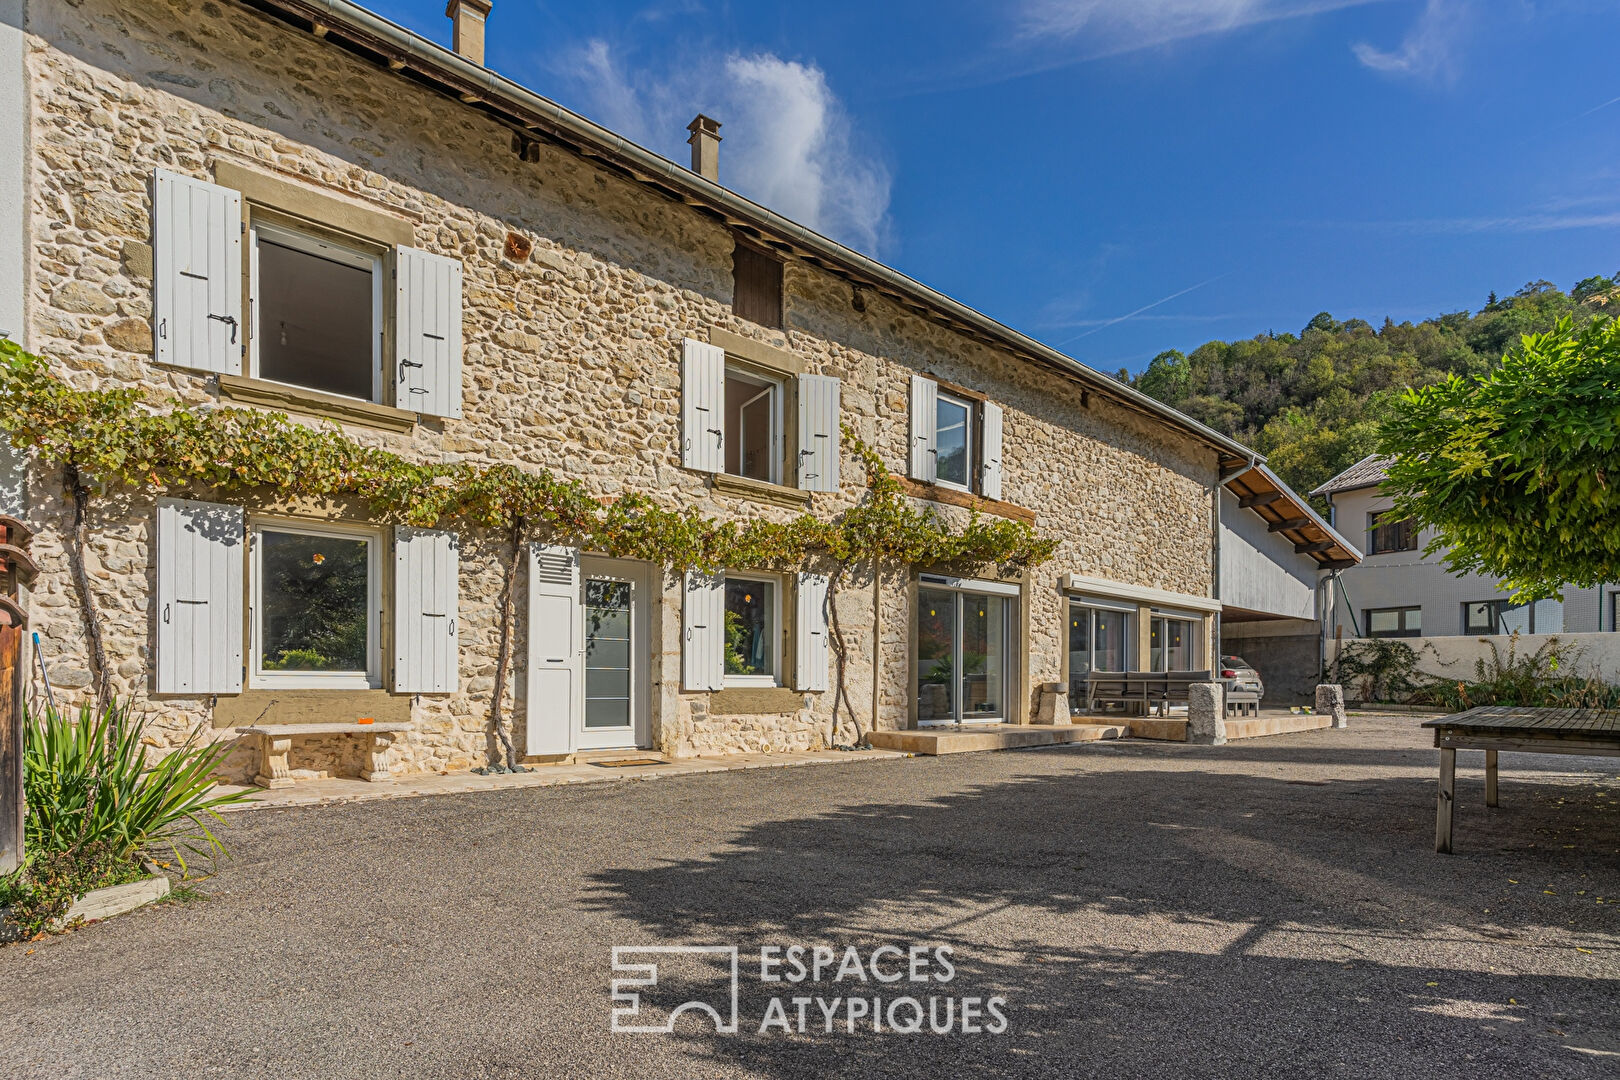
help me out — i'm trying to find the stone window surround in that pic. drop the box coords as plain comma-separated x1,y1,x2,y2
702,327,814,506
209,161,422,431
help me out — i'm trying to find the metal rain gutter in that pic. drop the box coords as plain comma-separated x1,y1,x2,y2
247,0,1261,463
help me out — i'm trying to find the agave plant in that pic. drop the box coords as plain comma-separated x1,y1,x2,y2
23,699,252,873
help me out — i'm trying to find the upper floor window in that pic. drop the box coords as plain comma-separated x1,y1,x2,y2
1368,510,1417,555
732,241,783,328
724,365,784,484
907,375,1004,501
934,391,975,490
251,220,381,402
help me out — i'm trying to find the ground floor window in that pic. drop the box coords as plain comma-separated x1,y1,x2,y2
1149,612,1198,671
1366,606,1421,638
252,520,380,688
1067,598,1133,705
917,580,1011,724
724,574,780,686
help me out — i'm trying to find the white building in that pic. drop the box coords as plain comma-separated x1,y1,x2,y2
1314,455,1620,684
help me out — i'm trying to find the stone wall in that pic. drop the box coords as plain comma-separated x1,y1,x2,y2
16,0,1220,779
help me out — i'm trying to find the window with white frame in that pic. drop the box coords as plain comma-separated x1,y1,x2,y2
723,574,780,686
252,520,381,688
724,365,785,484
251,219,382,402
933,391,975,491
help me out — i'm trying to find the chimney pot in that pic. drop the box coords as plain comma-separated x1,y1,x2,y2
687,114,722,182
446,0,493,66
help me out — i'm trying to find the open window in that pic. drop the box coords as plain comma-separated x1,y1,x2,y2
251,519,381,689
251,220,382,402
908,375,1004,500
933,390,975,491
724,365,785,484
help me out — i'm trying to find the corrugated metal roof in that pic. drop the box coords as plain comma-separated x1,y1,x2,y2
1310,454,1392,497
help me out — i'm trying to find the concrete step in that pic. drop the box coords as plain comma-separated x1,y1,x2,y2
1224,713,1334,740
866,723,1126,756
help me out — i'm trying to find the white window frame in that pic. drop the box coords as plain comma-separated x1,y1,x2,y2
250,517,383,690
723,572,782,688
725,364,786,486
933,390,975,493
249,218,384,404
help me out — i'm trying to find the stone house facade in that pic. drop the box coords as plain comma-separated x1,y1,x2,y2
1,0,1259,783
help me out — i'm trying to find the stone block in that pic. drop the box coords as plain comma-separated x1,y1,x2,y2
58,875,170,926
1186,682,1226,745
1033,681,1069,725
1316,684,1349,729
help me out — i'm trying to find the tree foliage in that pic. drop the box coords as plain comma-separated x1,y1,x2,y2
1123,276,1617,503
1378,316,1620,600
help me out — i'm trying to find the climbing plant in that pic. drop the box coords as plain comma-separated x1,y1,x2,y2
0,339,1055,754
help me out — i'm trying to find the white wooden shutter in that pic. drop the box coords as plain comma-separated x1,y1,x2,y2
981,400,1004,502
681,338,726,473
155,497,243,694
395,245,463,419
796,374,841,493
393,527,459,693
794,571,830,692
153,169,241,375
682,570,725,691
908,374,938,483
526,543,580,756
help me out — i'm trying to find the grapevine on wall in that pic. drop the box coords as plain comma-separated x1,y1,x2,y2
0,340,1056,754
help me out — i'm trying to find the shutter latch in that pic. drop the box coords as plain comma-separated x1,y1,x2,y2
207,313,238,343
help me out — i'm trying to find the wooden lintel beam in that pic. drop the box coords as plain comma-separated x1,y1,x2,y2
1268,517,1313,533
1220,461,1256,481
1238,491,1282,509
1317,558,1357,571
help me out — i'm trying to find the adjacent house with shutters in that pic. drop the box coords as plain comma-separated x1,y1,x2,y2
2,0,1300,782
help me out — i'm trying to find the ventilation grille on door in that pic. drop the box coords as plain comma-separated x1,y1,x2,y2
534,550,574,586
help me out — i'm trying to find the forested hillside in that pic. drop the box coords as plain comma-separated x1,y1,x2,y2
1122,274,1620,503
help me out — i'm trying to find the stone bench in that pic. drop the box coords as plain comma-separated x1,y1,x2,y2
236,723,411,789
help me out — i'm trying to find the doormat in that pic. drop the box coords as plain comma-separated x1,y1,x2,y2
589,757,667,768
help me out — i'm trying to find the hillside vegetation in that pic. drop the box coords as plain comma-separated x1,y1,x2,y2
1122,274,1620,502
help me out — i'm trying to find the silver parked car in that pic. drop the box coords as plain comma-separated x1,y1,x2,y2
1220,655,1265,701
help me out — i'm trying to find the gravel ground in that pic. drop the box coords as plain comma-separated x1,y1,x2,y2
2,713,1617,1079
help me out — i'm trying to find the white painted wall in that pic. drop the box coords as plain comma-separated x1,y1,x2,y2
0,0,27,515
1327,486,1618,637
1336,631,1620,687
1218,489,1317,620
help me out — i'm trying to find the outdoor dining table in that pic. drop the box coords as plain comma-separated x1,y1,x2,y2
1421,705,1620,853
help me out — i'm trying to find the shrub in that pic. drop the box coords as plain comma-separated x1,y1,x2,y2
0,841,146,938
24,699,252,874
1414,635,1620,711
1328,638,1427,703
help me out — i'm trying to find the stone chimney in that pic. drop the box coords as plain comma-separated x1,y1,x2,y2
687,114,721,182
446,0,493,66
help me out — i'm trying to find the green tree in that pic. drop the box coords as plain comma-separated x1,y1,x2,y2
1377,316,1620,599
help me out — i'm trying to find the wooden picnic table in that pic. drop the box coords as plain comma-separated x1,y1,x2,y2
1421,705,1620,853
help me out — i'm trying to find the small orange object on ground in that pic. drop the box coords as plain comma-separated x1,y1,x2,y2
356,717,375,725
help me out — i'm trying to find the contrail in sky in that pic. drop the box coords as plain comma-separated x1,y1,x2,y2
1054,274,1229,348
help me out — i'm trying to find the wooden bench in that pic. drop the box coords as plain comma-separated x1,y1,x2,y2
236,723,411,789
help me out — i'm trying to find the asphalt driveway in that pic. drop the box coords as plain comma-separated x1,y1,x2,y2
2,714,1617,1079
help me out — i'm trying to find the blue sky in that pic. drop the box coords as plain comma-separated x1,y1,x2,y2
368,1,1620,375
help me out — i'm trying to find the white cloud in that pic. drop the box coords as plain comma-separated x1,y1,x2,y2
1352,0,1469,81
1018,0,1382,55
555,42,892,256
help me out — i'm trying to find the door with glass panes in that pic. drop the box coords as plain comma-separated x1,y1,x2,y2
916,582,1011,725
577,557,651,750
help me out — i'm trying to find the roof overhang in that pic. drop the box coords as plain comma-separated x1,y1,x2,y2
1219,459,1362,568
232,0,1260,463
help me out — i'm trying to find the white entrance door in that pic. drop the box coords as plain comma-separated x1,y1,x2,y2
577,557,650,751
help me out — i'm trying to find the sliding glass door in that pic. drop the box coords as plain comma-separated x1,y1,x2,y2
917,584,1011,725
